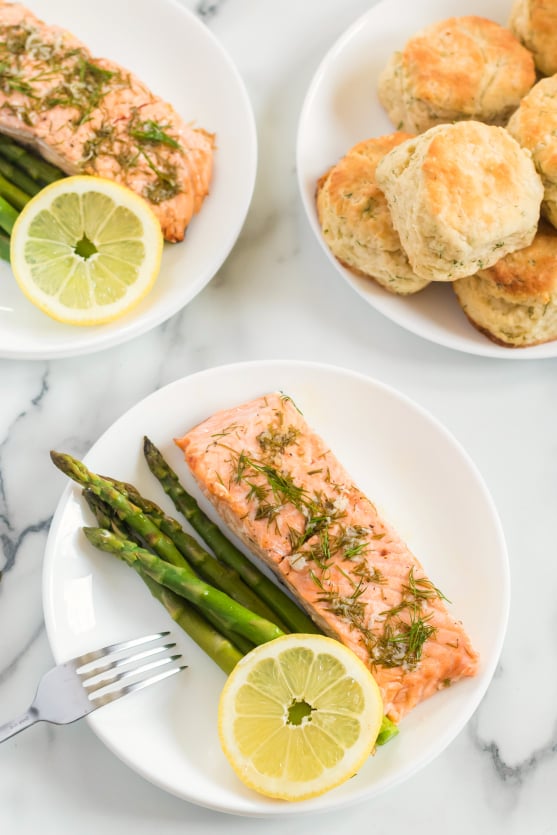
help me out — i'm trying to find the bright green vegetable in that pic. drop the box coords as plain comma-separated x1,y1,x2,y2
105,477,289,631
83,489,243,673
0,232,10,262
0,155,42,196
0,136,65,185
143,436,319,634
0,194,19,234
0,173,30,210
83,527,285,646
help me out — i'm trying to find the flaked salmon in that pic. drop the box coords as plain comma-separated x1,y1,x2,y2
0,2,214,241
175,392,479,722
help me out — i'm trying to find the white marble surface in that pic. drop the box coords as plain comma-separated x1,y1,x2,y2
1,0,556,831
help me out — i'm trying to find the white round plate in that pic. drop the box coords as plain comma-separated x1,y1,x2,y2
297,0,555,359
0,0,256,360
43,360,509,815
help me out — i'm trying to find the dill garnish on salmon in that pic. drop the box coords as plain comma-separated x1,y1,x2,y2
175,393,479,722
0,2,214,241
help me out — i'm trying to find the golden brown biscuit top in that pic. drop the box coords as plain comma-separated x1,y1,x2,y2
422,122,538,235
402,15,535,113
318,132,413,236
478,223,557,300
508,76,557,177
527,0,557,69
348,133,415,166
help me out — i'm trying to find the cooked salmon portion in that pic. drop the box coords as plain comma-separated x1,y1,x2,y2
0,2,214,241
176,392,479,722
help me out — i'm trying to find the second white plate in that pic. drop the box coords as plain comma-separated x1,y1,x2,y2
43,360,509,815
297,0,555,359
0,0,257,360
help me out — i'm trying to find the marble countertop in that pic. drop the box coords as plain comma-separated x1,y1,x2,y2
1,0,556,831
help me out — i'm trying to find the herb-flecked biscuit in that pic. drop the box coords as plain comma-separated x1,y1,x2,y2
374,121,543,282
378,16,535,134
507,75,557,230
316,133,430,295
509,0,557,77
453,223,557,347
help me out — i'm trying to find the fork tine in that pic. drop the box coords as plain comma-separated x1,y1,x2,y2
83,653,183,695
77,642,177,681
90,663,187,709
73,631,171,669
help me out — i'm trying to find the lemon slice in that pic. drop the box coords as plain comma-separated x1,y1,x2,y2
10,175,163,325
218,634,383,802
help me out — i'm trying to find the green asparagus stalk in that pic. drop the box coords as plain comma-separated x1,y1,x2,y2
0,155,42,196
143,437,319,635
0,173,30,210
106,477,289,631
83,527,285,646
0,194,19,234
141,574,242,674
82,488,254,656
48,451,284,647
82,488,243,672
50,452,260,650
51,450,201,569
0,136,64,185
376,715,399,746
0,232,10,262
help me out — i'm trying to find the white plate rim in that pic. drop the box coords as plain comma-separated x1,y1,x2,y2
296,0,557,360
0,0,257,360
42,359,510,816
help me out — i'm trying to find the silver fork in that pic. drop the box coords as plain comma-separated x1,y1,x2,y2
0,631,186,743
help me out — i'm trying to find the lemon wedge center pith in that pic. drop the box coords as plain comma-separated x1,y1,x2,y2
218,634,383,802
10,175,163,326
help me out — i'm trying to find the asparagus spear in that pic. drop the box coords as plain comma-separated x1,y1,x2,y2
0,155,42,196
142,575,242,674
83,527,285,645
106,476,289,631
51,450,203,569
0,136,64,185
0,195,19,234
375,715,399,746
83,487,243,672
82,488,254,656
0,173,30,210
143,437,319,634
49,451,284,647
0,232,10,263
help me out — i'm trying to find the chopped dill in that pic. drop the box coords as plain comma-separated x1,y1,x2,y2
401,566,451,604
129,117,181,150
257,425,300,455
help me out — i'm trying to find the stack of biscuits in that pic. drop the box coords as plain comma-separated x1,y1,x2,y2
316,4,557,348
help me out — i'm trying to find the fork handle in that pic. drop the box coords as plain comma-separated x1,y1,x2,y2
0,707,39,743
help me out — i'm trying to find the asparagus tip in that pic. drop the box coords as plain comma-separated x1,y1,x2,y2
50,450,89,484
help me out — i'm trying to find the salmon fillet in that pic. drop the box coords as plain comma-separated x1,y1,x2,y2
175,392,479,722
0,2,214,241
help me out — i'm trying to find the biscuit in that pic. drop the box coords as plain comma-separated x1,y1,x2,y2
374,121,543,282
453,223,557,347
378,16,535,134
507,75,557,229
316,133,430,295
509,0,557,77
